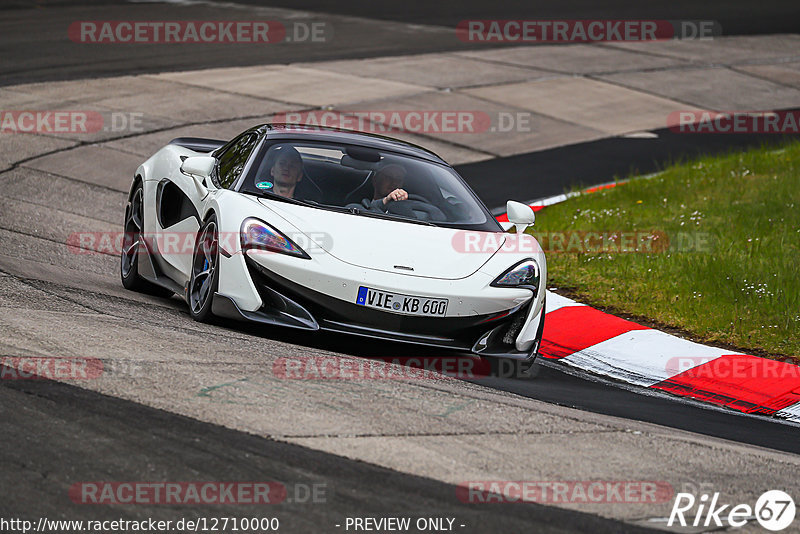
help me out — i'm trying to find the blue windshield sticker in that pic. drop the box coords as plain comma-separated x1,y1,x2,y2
255,181,273,190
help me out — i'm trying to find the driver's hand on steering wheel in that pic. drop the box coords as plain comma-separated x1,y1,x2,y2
382,188,408,205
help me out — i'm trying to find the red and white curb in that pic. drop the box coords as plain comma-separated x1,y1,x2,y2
494,181,624,222
539,291,800,422
496,182,800,422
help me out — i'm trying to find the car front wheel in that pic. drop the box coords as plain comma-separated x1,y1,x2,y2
188,214,220,322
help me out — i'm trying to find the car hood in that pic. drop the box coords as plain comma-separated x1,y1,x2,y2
258,199,505,280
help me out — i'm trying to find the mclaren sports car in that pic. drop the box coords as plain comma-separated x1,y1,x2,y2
120,125,546,374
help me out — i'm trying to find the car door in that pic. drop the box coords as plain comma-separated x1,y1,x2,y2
155,132,259,279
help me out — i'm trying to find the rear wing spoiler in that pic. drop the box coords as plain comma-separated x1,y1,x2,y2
169,137,226,153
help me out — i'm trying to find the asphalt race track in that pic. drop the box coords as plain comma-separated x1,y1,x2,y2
3,0,799,85
231,0,800,36
0,376,653,534
2,1,800,532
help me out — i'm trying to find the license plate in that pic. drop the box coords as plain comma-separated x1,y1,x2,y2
355,286,448,317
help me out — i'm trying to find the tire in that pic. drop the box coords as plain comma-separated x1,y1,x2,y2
188,214,220,323
120,181,173,297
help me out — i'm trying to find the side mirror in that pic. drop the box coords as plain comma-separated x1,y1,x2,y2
506,200,535,233
180,156,215,197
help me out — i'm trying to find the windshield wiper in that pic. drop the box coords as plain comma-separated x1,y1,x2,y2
355,209,438,227
303,200,354,214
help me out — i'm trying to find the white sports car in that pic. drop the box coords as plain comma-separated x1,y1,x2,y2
121,125,546,374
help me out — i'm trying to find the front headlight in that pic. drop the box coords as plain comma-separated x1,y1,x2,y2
491,258,540,290
240,217,310,259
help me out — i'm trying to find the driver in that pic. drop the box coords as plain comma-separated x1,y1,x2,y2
363,163,408,212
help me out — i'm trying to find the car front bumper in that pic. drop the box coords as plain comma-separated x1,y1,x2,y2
213,255,546,361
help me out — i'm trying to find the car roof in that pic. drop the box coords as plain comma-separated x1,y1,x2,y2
252,123,448,165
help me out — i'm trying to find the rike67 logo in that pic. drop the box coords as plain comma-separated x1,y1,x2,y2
668,490,795,531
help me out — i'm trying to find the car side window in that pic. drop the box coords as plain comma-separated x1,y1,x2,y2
215,133,258,189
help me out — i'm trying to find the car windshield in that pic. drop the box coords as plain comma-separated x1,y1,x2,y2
238,140,501,232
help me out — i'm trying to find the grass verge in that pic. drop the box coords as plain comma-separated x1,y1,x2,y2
531,141,800,359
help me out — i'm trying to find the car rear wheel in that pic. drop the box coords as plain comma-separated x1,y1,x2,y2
120,182,173,297
188,215,220,323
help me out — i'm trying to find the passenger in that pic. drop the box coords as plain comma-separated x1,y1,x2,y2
268,146,305,199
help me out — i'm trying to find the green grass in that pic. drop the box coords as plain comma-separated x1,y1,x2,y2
530,141,800,359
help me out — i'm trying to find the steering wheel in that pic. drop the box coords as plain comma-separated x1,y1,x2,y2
385,194,446,221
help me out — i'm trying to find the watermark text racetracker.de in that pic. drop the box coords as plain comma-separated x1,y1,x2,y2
458,480,674,504
451,230,715,254
669,110,800,134
69,20,330,44
273,355,491,380
0,356,103,380
0,110,144,134
456,19,720,43
664,356,800,380
69,481,328,505
67,230,334,256
1,356,149,381
272,110,533,134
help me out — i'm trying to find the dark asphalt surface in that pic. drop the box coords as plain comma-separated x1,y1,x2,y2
0,370,654,534
481,362,800,455
232,0,800,36
1,0,798,86
0,0,476,87
249,327,800,455
456,125,800,209
2,1,798,531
